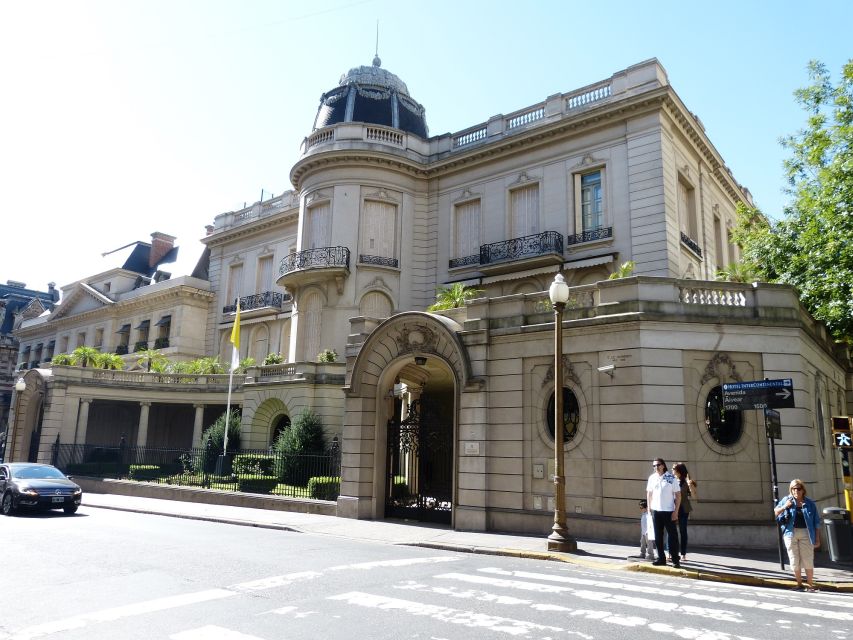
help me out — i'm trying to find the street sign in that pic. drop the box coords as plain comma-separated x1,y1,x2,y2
764,408,781,439
722,379,795,411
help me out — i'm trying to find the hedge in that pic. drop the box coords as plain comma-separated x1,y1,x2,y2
307,476,340,500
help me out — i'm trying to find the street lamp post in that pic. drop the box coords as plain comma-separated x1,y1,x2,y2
547,274,577,552
4,377,26,463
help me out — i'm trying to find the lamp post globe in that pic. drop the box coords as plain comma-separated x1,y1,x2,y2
547,273,576,552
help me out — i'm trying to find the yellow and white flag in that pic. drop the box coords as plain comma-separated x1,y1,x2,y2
230,301,241,370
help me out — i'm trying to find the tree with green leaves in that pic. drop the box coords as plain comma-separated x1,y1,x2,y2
608,260,635,280
97,352,125,370
71,346,100,368
732,60,853,343
427,282,483,311
135,348,167,372
201,409,242,455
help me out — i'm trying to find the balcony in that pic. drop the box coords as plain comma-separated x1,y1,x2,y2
223,291,291,314
566,226,613,246
277,246,350,292
680,231,703,257
449,254,480,269
478,231,564,275
359,255,399,268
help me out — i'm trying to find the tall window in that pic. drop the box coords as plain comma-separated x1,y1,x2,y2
360,200,396,258
94,328,104,349
510,184,539,238
580,171,603,231
300,291,322,362
306,202,331,249
713,216,724,271
678,176,698,241
251,324,270,362
76,331,87,348
227,263,243,307
453,200,480,259
256,255,273,292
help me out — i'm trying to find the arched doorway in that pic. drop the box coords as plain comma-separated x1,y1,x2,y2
384,358,455,524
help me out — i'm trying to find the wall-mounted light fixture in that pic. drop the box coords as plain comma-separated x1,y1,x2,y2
414,356,427,366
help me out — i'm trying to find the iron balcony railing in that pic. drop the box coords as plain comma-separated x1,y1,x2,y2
115,345,129,355
680,231,703,257
359,254,399,268
449,254,480,269
53,442,342,501
133,341,149,352
280,246,350,276
223,291,291,314
479,231,563,265
566,226,613,245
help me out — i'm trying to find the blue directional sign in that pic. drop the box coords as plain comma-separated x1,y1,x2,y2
722,379,795,411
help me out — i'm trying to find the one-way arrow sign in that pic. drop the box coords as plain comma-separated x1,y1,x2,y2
722,379,796,411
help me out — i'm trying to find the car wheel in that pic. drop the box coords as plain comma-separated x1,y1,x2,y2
1,491,15,516
63,504,78,515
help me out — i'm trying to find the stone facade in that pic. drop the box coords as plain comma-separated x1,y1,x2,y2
10,58,851,547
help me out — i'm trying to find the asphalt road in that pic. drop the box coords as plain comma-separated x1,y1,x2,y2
2,505,850,640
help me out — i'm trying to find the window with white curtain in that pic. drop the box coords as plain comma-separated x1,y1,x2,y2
256,255,273,292
251,324,270,362
359,291,393,318
453,199,480,258
300,291,322,362
360,200,396,258
227,263,243,305
580,171,603,231
306,202,331,249
510,183,539,238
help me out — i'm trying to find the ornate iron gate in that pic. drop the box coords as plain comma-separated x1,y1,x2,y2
385,398,452,523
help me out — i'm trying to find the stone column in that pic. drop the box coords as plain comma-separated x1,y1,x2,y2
75,398,92,445
136,402,151,447
192,404,205,447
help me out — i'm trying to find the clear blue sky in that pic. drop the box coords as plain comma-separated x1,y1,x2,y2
2,0,850,293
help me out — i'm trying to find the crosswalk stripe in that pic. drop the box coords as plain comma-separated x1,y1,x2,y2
171,625,266,640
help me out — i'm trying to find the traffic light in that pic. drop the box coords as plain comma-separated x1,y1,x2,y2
832,416,853,449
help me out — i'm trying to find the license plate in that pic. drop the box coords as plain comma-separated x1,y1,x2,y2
52,496,64,503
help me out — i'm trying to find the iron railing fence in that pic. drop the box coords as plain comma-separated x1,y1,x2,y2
52,442,342,501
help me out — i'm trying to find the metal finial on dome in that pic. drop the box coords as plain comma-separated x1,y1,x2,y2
373,20,381,67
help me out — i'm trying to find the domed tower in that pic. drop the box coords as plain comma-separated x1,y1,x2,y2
311,55,428,138
281,59,435,363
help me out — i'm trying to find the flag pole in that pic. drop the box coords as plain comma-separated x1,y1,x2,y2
219,299,241,474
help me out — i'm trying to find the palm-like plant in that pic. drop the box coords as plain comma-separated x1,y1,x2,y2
715,262,759,284
51,353,74,366
71,346,101,368
608,260,635,280
136,348,167,372
189,356,225,375
427,282,483,311
233,356,256,373
97,353,125,370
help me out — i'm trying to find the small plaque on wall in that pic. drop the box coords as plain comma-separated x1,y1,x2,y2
463,441,480,455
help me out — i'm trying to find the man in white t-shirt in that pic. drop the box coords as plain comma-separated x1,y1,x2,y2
646,457,681,568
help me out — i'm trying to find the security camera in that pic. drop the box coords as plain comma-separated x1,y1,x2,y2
597,364,615,377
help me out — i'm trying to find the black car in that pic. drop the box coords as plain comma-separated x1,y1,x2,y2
0,463,83,515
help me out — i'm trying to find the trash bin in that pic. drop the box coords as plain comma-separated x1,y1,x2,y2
823,507,853,563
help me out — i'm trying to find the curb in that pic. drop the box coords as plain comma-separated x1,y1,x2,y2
83,501,853,593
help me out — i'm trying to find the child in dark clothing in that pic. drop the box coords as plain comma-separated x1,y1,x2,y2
639,499,656,561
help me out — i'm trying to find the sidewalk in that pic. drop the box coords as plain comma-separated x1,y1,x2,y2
81,492,853,592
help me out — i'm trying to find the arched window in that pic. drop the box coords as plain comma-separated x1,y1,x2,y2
546,387,580,444
705,385,743,446
359,291,392,318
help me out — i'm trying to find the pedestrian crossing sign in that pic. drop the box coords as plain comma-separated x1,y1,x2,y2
832,416,852,449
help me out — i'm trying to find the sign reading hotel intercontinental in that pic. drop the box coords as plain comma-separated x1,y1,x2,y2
722,379,796,411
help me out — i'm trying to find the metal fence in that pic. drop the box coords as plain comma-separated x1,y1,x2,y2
52,442,341,501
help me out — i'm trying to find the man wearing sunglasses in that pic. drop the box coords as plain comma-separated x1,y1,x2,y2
646,457,681,568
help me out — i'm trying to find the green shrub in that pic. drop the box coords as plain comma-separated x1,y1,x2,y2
307,476,340,500
128,465,161,481
233,453,276,476
237,475,278,494
316,348,337,363
263,352,284,365
66,462,124,477
272,408,326,485
200,409,242,470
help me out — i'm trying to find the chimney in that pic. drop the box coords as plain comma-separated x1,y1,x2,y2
149,232,177,268
48,282,59,302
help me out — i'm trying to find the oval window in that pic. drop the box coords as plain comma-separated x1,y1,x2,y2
547,387,580,443
705,385,743,446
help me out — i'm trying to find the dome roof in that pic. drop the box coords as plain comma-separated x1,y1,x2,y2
312,57,428,138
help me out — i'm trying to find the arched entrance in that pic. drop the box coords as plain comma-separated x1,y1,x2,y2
384,358,455,523
339,312,472,525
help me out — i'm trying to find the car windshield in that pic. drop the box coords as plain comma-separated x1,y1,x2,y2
12,465,66,480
